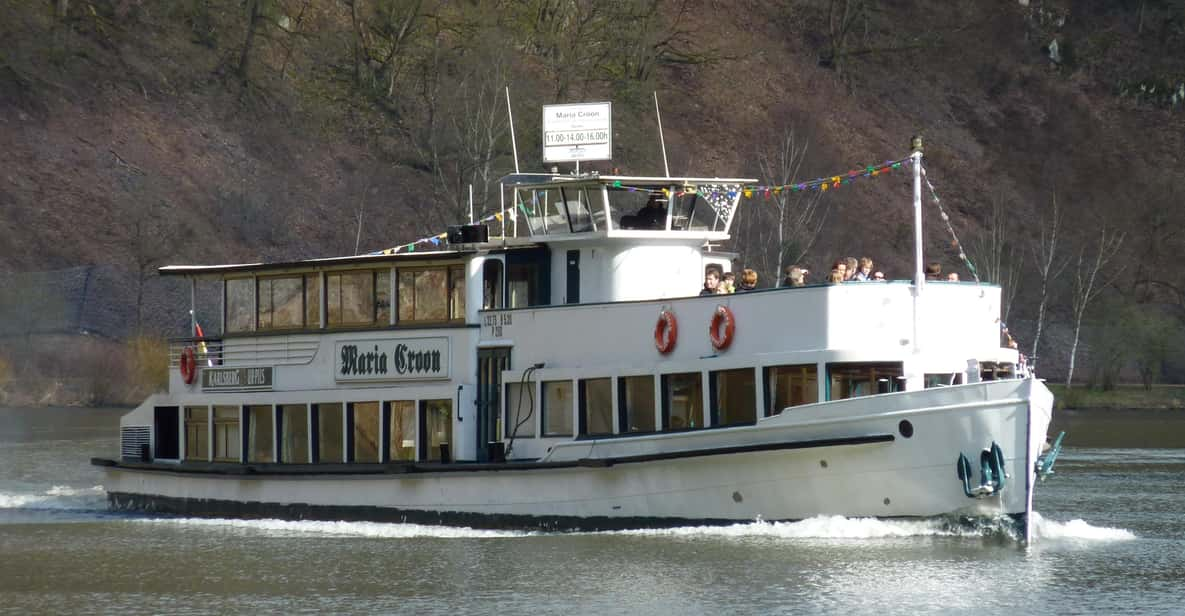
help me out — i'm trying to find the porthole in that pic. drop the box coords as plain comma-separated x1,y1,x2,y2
898,420,914,438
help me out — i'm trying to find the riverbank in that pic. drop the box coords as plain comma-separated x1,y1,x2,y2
1047,384,1185,411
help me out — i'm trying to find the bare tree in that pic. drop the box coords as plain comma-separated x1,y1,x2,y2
1066,228,1126,387
970,193,1024,322
1028,192,1068,366
746,127,829,283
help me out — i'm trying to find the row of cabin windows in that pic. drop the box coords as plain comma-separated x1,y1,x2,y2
224,266,465,334
503,362,905,438
181,400,452,464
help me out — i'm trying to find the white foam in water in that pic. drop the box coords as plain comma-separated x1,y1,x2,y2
608,515,972,539
0,485,106,510
131,516,532,539
1029,512,1136,541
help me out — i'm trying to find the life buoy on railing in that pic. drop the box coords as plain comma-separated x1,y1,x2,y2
179,346,197,385
709,305,735,351
654,310,678,354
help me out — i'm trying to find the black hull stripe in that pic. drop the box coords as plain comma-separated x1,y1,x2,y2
106,491,1026,535
92,433,893,476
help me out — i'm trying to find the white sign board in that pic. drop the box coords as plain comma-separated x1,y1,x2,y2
335,337,450,382
542,102,612,163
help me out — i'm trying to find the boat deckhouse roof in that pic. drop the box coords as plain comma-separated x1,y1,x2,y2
158,249,469,277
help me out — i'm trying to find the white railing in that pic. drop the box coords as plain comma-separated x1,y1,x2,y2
169,336,319,367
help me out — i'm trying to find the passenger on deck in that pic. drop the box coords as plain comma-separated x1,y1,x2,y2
947,272,960,282
852,257,874,281
925,262,943,280
873,271,885,281
739,269,758,291
700,269,722,295
828,268,844,283
844,257,858,281
721,272,737,294
619,194,668,229
832,260,848,281
783,265,807,287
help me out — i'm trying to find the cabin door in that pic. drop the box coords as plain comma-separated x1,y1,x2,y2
476,347,511,462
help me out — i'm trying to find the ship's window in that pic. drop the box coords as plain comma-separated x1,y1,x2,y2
351,401,381,463
421,399,452,462
246,404,274,463
925,373,963,388
482,260,504,309
764,364,819,415
618,375,656,433
564,187,595,233
827,362,904,400
711,368,756,426
579,378,613,436
376,270,391,325
979,362,1014,381
316,402,344,463
397,265,465,322
213,406,240,462
184,406,209,461
257,276,304,330
305,273,321,328
327,270,376,327
279,404,309,463
388,400,416,461
662,372,703,430
542,380,573,437
225,278,254,333
505,381,536,438
606,188,650,231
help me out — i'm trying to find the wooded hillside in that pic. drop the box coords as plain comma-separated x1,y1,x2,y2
2,0,1184,391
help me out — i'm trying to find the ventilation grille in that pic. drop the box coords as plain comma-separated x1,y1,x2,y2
120,426,151,461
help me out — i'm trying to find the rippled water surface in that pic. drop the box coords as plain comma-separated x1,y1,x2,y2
1,407,1182,615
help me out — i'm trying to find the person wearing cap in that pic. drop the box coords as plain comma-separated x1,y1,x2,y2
739,268,758,291
782,265,808,287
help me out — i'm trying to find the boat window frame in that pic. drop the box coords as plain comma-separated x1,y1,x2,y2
256,274,307,332
326,268,388,329
763,363,820,416
541,379,574,437
617,374,657,434
826,362,905,400
396,264,467,325
224,276,256,333
708,367,757,427
184,405,210,462
661,372,704,431
578,377,614,436
212,405,241,463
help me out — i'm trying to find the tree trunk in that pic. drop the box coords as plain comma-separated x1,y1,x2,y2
237,0,261,85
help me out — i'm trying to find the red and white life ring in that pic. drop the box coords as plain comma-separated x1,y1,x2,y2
709,305,736,351
654,310,678,354
179,346,197,385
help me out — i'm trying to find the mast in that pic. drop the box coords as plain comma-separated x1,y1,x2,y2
910,136,924,363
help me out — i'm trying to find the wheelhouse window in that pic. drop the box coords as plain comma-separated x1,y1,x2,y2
327,270,378,327
711,368,756,426
421,399,452,462
662,372,703,430
505,381,536,438
184,406,209,461
213,405,240,462
397,265,465,323
279,404,309,463
315,403,344,463
580,378,613,436
764,364,819,416
246,405,274,463
618,375,655,433
257,276,304,330
828,362,904,400
351,402,381,463
542,380,573,437
388,401,416,461
225,278,254,333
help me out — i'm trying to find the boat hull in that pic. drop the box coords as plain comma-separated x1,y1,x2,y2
99,379,1052,531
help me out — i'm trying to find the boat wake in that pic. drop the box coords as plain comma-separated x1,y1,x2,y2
129,517,533,539
1029,512,1136,541
0,484,107,511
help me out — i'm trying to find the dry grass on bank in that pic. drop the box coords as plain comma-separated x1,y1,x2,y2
0,334,168,407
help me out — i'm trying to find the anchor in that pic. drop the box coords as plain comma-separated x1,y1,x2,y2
1036,431,1066,481
956,442,1007,498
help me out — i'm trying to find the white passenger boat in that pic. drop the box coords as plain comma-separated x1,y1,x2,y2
93,142,1057,539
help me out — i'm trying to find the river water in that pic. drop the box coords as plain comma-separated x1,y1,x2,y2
1,407,1182,615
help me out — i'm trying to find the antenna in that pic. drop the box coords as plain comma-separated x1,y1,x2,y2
506,87,520,174
654,91,671,177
